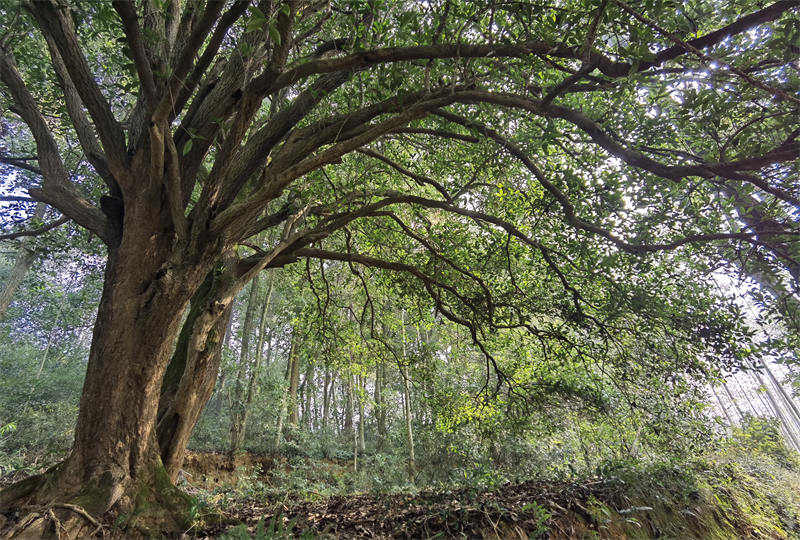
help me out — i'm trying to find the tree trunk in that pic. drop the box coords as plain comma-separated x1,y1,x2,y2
344,375,353,435
401,363,416,478
304,361,314,428
400,311,416,479
349,373,358,473
0,203,217,533
274,326,300,450
750,373,773,416
722,381,744,421
732,378,757,415
254,270,276,368
711,385,734,426
322,368,331,431
331,376,339,434
60,248,207,516
288,339,301,426
0,203,45,320
157,256,237,481
760,359,800,430
229,273,261,456
357,374,365,454
755,370,800,450
374,364,386,451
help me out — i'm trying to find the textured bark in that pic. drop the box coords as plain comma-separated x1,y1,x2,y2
0,193,215,533
64,238,197,509
157,262,235,480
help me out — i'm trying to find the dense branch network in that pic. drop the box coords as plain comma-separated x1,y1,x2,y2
0,0,798,362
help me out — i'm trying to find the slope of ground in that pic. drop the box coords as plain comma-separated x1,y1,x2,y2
187,451,800,539
3,446,799,538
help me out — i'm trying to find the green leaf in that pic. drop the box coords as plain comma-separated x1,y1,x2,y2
269,22,281,45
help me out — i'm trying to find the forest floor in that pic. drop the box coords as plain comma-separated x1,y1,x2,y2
2,449,800,538
180,450,800,539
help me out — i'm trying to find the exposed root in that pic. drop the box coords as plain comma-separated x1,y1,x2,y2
52,503,104,535
47,508,62,539
0,473,46,509
3,502,106,539
2,460,193,538
4,512,42,539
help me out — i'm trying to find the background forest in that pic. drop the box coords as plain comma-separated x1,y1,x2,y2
0,0,799,537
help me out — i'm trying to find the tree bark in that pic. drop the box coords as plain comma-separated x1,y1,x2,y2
63,247,205,514
1,199,218,532
157,257,236,481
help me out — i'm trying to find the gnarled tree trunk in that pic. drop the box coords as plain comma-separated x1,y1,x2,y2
158,260,235,481
0,198,217,534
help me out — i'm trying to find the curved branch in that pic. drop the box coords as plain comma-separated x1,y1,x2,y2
0,216,69,241
113,1,157,105
0,43,111,242
27,1,127,173
452,91,800,208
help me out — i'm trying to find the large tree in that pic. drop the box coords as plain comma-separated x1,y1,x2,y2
0,0,798,534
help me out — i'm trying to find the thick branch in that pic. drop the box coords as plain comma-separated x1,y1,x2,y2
155,0,228,122
113,1,158,105
0,44,111,242
453,91,800,207
44,35,116,193
27,1,127,174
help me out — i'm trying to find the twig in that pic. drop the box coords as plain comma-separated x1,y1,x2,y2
0,216,69,241
47,508,63,540
51,503,101,530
